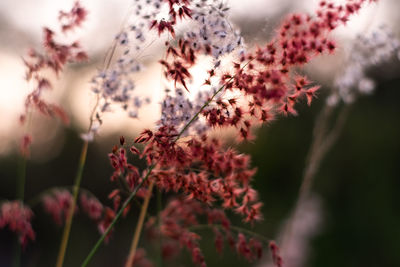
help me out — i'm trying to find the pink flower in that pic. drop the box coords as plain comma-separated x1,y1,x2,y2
80,193,103,221
42,189,74,225
0,201,35,247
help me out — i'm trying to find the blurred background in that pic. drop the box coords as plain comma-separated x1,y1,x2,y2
0,0,400,266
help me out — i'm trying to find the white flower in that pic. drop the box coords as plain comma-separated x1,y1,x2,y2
330,25,400,106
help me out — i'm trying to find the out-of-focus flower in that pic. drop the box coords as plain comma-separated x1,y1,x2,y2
329,25,400,105
21,0,88,153
42,189,74,225
80,193,104,221
0,201,35,247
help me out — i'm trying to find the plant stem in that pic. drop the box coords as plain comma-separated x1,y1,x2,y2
56,140,89,267
16,157,27,201
12,240,21,267
281,103,350,255
17,111,32,201
13,155,26,267
125,180,155,267
299,104,350,204
14,112,32,267
81,164,156,267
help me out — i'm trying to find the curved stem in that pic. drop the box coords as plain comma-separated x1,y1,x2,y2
56,140,89,267
281,103,351,255
299,105,350,204
125,180,155,267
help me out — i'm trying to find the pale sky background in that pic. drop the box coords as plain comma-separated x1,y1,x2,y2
0,0,398,158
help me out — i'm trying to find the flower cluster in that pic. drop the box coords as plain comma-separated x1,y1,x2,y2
58,1,87,32
200,0,378,138
155,0,246,135
20,0,88,154
110,131,262,218
158,0,377,142
41,189,115,238
80,192,104,221
0,201,35,247
146,198,263,266
87,0,195,140
159,88,211,136
6,0,380,265
186,0,244,61
101,1,378,266
329,25,400,105
42,189,75,225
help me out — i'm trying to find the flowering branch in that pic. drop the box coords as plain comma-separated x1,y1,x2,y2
3,1,384,266
80,59,246,266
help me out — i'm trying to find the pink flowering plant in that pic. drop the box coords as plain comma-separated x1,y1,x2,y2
3,0,397,266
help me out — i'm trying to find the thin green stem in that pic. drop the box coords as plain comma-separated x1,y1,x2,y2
17,110,32,201
14,111,32,267
13,155,26,267
56,140,89,267
12,239,21,267
12,158,25,267
81,164,156,267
